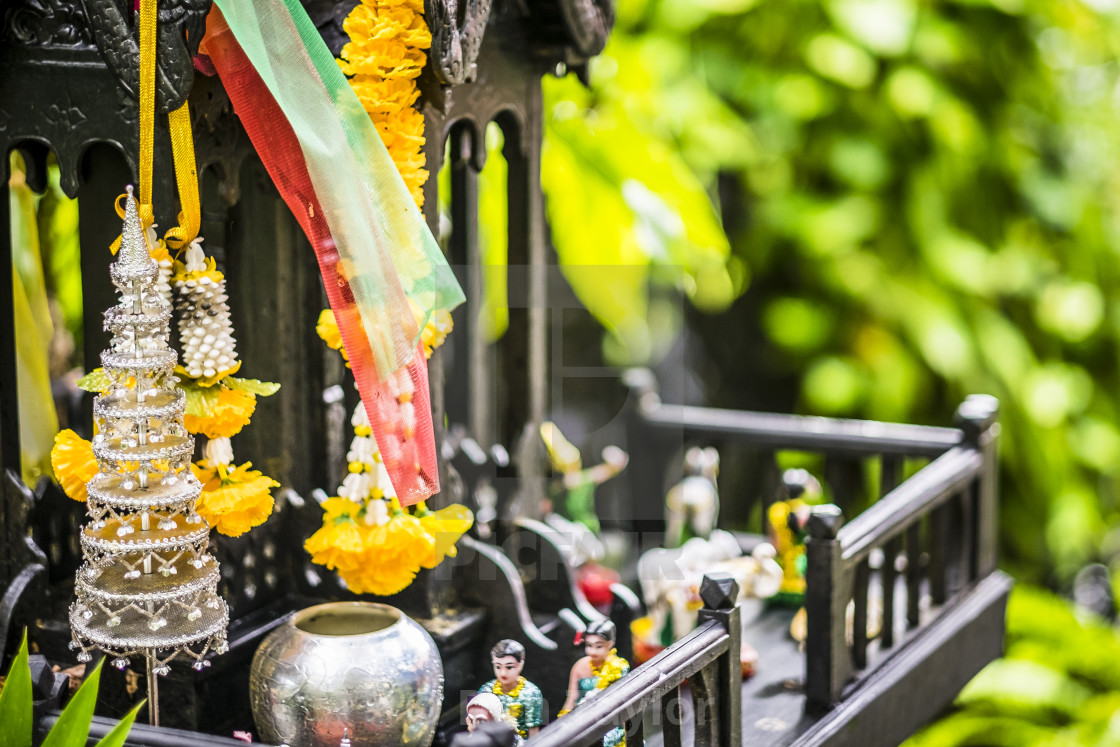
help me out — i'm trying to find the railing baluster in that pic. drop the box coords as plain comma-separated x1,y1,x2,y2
805,506,848,707
693,661,718,746
696,576,742,746
959,486,975,586
906,520,922,629
929,503,947,605
852,557,870,670
879,455,902,649
880,454,902,501
662,687,683,747
626,716,644,746
824,455,855,516
880,537,899,649
955,396,1000,577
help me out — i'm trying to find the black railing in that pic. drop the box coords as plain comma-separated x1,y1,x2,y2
804,395,999,705
623,370,1001,712
527,573,742,747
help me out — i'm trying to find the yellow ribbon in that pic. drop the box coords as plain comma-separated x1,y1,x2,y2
110,0,157,254
138,0,156,226
110,0,200,255
163,101,201,251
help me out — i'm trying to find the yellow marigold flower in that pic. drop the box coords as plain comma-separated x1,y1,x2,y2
316,309,350,365
334,510,432,595
350,76,421,115
340,41,425,79
183,387,257,439
193,461,278,537
338,0,430,214
323,497,364,521
367,511,435,562
341,550,418,596
306,518,366,571
51,429,97,502
420,309,453,359
415,502,473,569
305,498,368,570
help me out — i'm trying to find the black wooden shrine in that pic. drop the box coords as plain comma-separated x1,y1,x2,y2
0,1,1010,745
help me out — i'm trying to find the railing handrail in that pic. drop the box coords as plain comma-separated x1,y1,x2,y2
527,620,728,746
838,446,984,563
638,401,963,458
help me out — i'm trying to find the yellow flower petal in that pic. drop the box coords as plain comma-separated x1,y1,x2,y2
417,503,473,568
183,387,257,439
50,429,98,502
194,460,279,537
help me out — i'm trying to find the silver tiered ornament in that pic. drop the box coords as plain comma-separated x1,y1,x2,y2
69,186,228,726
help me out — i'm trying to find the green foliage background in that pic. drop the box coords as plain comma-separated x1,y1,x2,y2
534,0,1120,740
540,0,1120,589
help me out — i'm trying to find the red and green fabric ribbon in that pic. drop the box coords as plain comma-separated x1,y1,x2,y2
199,0,463,505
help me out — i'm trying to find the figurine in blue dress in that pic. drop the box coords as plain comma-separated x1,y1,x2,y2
559,620,630,746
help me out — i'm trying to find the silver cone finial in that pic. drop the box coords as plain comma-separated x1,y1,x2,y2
116,185,156,278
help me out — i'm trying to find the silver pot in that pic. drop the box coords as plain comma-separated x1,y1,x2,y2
250,602,443,747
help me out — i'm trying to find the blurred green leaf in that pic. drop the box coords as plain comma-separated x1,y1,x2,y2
805,33,878,87
764,298,834,354
826,0,917,57
76,368,111,394
93,701,144,747
801,356,868,414
0,631,32,747
957,658,1091,722
224,377,281,397
41,659,103,747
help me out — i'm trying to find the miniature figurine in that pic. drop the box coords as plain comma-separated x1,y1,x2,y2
478,640,543,739
559,620,630,747
636,531,781,646
540,421,628,533
664,446,720,548
463,693,522,746
453,716,519,747
767,468,821,605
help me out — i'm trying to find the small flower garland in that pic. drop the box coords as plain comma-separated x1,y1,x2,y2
170,238,280,537
53,231,281,540
305,319,472,596
493,677,526,720
591,649,627,690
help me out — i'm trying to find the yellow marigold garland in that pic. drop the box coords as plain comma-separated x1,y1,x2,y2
304,0,470,597
339,0,431,207
306,331,472,595
591,650,628,690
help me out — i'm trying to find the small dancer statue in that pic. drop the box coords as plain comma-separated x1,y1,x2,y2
559,620,630,746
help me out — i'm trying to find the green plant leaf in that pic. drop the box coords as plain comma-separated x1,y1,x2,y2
223,377,281,397
182,380,221,417
76,368,111,394
40,658,103,747
92,700,144,747
0,630,32,747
